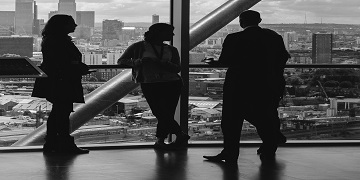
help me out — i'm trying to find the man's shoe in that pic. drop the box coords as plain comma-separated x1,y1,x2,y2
260,152,276,161
257,132,287,154
58,136,89,154
203,153,237,164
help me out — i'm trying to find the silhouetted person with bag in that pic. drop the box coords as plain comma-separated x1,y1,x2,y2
203,10,290,163
118,23,190,150
32,14,90,154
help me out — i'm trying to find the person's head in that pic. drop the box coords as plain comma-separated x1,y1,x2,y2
41,14,77,37
239,10,262,29
144,23,175,43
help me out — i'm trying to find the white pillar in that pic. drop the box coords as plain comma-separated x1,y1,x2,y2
171,0,190,133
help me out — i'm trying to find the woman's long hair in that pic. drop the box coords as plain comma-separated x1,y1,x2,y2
144,23,174,43
41,14,74,47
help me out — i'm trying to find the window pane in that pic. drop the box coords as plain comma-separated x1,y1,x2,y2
0,0,170,147
189,0,360,142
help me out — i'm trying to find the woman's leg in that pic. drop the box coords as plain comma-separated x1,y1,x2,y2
48,101,89,154
141,82,170,139
43,103,60,152
141,80,183,140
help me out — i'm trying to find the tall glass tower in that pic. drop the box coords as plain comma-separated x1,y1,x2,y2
312,33,333,64
58,0,76,21
15,0,34,35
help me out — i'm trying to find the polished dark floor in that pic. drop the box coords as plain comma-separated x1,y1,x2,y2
0,143,359,180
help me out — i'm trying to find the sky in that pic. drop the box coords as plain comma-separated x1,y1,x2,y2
1,0,359,24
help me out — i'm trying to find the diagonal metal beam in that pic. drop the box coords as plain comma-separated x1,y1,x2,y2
190,0,262,50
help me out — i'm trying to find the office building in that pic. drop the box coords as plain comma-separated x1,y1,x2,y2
0,11,15,36
48,11,58,20
107,52,123,65
0,36,33,57
15,0,34,35
282,32,290,51
312,33,333,64
0,11,15,27
33,1,41,36
152,14,159,24
119,27,136,43
76,11,95,28
102,20,124,40
74,11,95,39
74,26,92,39
58,0,76,21
82,52,102,65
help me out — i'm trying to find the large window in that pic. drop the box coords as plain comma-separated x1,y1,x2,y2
188,1,360,142
1,0,360,147
0,0,170,146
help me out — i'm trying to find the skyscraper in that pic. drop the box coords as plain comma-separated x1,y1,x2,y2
15,0,34,35
33,1,41,36
312,33,333,64
152,14,159,24
76,11,95,28
102,20,124,40
58,0,76,21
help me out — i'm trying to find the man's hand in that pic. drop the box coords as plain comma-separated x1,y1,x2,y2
202,58,221,66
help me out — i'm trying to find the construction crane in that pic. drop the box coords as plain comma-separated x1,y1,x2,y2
317,80,329,102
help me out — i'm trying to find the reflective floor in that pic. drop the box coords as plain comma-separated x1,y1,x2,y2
0,144,359,180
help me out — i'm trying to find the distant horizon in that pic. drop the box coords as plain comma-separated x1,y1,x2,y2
1,0,360,25
97,22,360,28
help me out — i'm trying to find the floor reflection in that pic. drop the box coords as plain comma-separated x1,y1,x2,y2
255,158,286,180
43,153,79,180
151,148,189,180
209,161,240,180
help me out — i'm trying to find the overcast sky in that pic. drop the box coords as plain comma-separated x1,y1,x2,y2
1,0,359,24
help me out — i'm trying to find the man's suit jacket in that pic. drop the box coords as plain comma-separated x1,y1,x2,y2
218,26,290,98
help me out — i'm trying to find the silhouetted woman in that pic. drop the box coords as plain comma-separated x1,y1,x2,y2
118,23,190,150
32,14,89,154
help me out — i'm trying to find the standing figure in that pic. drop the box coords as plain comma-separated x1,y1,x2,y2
118,23,190,150
203,10,290,163
32,14,90,154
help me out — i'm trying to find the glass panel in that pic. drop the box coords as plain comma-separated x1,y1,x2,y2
0,0,170,146
189,0,360,142
187,67,360,141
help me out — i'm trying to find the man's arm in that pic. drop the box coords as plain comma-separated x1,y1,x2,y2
206,34,233,66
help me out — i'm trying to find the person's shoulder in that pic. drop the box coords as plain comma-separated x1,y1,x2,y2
224,32,242,42
127,41,144,49
131,41,145,46
227,31,242,37
261,28,281,37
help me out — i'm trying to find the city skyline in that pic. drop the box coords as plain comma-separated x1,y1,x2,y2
0,0,360,24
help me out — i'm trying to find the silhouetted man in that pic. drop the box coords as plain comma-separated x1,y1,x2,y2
203,10,290,163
